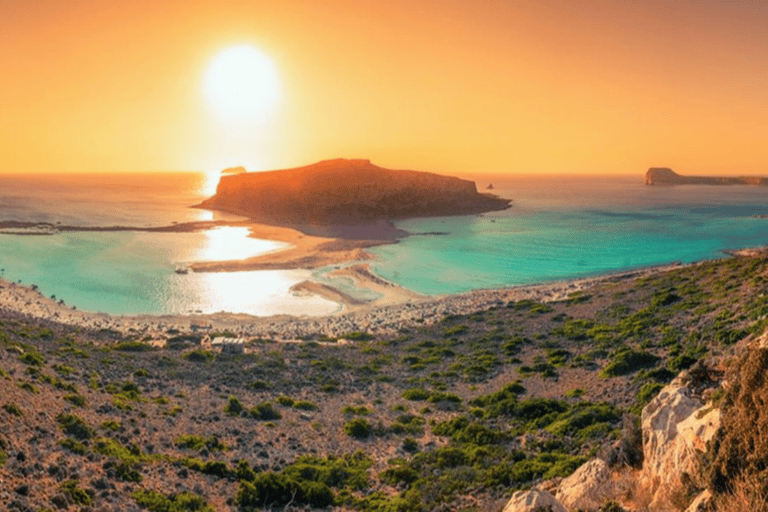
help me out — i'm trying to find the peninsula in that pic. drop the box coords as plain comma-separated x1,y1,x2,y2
197,158,511,234
645,167,768,186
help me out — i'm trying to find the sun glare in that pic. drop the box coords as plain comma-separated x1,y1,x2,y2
204,46,279,120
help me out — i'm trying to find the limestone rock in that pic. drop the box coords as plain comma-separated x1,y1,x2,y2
685,489,715,512
556,458,613,511
502,489,566,512
641,374,722,509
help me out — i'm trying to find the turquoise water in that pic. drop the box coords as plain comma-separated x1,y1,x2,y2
370,176,768,294
2,172,768,314
0,173,339,316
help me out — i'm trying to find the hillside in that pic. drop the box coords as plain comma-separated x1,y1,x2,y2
197,159,511,230
2,252,768,510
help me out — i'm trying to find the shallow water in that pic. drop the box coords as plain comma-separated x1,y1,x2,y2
1,172,768,314
370,175,768,294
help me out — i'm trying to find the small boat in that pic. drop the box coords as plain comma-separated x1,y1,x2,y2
487,183,494,190
174,264,189,274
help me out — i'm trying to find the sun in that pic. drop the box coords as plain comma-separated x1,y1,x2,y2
204,46,279,120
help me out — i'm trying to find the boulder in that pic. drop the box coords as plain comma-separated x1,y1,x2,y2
502,489,566,512
641,374,721,509
556,458,613,511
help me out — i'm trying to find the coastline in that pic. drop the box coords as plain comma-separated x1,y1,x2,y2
0,255,690,341
2,218,764,342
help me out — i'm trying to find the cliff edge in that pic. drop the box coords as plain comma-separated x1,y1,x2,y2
646,167,768,186
197,159,511,228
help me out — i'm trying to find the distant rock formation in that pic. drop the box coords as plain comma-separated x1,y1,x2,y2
220,166,246,175
198,158,511,227
646,167,768,186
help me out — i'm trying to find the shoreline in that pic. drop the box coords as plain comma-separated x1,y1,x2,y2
2,219,765,342
0,257,693,341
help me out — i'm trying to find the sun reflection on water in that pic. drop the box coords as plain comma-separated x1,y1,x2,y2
195,226,286,262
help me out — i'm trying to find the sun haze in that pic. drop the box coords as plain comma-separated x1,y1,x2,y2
2,0,768,176
204,46,279,121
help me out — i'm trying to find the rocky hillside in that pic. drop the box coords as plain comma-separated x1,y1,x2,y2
197,159,511,228
3,251,768,511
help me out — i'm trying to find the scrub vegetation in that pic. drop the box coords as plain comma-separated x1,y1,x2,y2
0,253,767,510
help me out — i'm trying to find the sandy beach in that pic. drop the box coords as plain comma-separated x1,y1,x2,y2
0,240,686,342
188,222,392,272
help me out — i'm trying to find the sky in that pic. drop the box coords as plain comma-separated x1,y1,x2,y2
2,0,767,176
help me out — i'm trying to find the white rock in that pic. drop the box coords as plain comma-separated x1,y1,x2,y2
685,489,714,512
556,458,613,512
502,489,567,512
641,375,721,509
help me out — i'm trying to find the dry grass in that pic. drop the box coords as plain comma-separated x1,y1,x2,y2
714,474,768,512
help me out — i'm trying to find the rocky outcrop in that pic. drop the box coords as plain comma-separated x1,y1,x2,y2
502,489,567,512
641,371,721,510
645,167,768,186
197,158,511,228
555,459,613,511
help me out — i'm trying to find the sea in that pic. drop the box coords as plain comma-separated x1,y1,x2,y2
1,172,768,317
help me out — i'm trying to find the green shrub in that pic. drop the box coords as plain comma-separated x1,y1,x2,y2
224,395,244,416
174,434,226,451
132,489,214,512
58,480,92,506
64,394,86,407
293,400,319,411
236,472,334,509
19,351,45,366
402,388,431,401
250,401,282,421
113,341,154,352
101,420,121,431
17,381,39,393
632,382,664,414
600,349,660,377
56,413,94,440
58,438,87,455
342,405,372,416
183,349,215,363
274,395,295,407
2,403,23,416
344,418,372,439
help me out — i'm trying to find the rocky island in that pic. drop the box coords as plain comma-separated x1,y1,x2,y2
646,167,768,186
197,158,511,234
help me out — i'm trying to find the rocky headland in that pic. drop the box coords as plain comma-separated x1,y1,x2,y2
645,167,768,186
196,158,511,236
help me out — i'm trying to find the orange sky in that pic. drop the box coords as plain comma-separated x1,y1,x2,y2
2,0,767,176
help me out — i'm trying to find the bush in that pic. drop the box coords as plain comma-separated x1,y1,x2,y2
250,402,282,421
293,400,319,411
132,489,214,512
56,413,94,440
19,351,45,366
2,403,23,416
236,472,334,509
344,418,372,439
64,394,87,407
114,341,154,352
59,438,87,455
224,395,244,416
58,480,92,506
402,388,431,401
274,395,295,407
183,349,214,363
600,349,660,377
